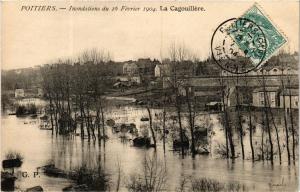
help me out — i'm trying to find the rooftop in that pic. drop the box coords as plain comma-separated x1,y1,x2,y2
253,87,279,93
280,89,299,96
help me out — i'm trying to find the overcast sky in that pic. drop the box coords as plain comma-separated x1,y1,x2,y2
2,1,299,69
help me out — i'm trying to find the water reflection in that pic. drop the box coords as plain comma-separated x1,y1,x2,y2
1,104,299,191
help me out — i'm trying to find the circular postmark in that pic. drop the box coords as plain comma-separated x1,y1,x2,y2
211,18,267,74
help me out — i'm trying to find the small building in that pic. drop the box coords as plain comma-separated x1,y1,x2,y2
123,62,138,75
279,89,299,109
15,89,25,98
37,88,43,97
136,58,158,76
116,76,130,82
155,65,161,77
252,87,278,107
268,67,280,75
205,102,223,111
131,76,141,84
156,63,171,78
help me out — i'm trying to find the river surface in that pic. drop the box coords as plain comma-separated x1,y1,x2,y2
1,100,299,191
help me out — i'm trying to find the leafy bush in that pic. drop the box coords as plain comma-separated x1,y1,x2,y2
27,104,37,114
15,104,37,115
72,164,110,191
16,105,27,116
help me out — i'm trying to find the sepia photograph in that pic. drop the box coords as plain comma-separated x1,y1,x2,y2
1,1,299,191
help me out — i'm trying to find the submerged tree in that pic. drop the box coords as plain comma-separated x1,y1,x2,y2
40,48,112,141
185,86,196,157
262,71,273,164
218,76,235,159
234,72,245,160
280,68,291,165
164,42,189,157
287,77,296,164
242,73,255,162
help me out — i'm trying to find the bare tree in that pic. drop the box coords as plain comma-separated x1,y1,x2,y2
77,48,111,140
218,75,235,159
262,79,282,164
287,77,296,164
162,93,167,153
126,155,167,192
262,71,273,164
185,87,196,157
40,48,111,142
280,67,290,165
146,104,157,149
234,71,245,160
242,73,255,161
165,42,190,157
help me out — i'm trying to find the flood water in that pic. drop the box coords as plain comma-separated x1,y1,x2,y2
1,100,299,191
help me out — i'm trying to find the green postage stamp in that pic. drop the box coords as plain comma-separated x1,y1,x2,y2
228,4,287,69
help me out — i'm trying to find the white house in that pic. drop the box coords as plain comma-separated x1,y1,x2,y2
123,62,138,75
37,88,43,97
154,65,161,77
252,87,278,107
155,64,171,78
15,89,25,98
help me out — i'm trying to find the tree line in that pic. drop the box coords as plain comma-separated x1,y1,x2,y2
40,48,111,141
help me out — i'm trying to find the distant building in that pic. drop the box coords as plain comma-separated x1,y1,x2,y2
131,76,141,84
279,89,299,109
116,76,130,82
259,53,298,75
156,63,171,78
221,53,298,76
15,89,25,98
136,58,158,76
252,87,278,108
155,65,161,77
222,66,297,76
268,67,281,75
123,62,138,75
114,76,141,85
252,87,299,109
37,88,43,97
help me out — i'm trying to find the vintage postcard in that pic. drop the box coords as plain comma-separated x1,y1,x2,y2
1,1,299,191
